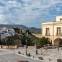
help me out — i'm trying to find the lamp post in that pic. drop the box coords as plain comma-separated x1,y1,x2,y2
25,30,28,55
26,39,28,55
0,35,2,48
5,39,7,48
35,39,38,55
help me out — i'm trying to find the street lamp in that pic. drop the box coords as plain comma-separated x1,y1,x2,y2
0,34,2,48
35,40,38,55
26,39,28,55
5,39,7,48
25,30,28,55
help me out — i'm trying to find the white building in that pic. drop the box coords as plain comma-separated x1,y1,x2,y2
0,27,15,39
42,16,62,46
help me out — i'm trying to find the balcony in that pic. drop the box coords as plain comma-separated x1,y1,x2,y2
45,33,50,36
56,33,62,36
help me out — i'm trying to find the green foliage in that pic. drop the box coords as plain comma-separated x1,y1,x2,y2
13,28,21,34
21,30,34,46
0,35,20,46
32,37,50,46
39,37,49,46
6,36,17,46
0,28,50,47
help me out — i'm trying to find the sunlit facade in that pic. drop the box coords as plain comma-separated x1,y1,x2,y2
42,16,62,46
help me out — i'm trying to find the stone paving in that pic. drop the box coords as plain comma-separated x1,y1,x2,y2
0,47,62,62
0,49,42,62
15,46,62,62
0,53,42,62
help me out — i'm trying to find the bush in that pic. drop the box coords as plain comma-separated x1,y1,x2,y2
38,57,43,60
27,53,31,57
18,51,21,54
57,59,62,62
36,37,50,47
18,60,29,62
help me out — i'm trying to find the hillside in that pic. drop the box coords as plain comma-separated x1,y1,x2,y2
0,24,41,34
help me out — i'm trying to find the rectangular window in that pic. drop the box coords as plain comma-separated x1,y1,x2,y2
60,18,62,22
56,27,61,36
45,28,50,36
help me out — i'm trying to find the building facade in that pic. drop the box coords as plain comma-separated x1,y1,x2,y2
42,16,62,46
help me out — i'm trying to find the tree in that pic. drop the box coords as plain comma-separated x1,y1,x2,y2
5,36,18,48
13,28,21,34
32,37,50,48
38,37,50,46
20,33,26,45
20,29,33,46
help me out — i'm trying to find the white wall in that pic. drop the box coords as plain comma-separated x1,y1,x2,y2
56,16,62,22
42,24,54,36
42,23,62,45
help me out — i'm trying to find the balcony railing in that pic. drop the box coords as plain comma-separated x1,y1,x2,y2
45,33,50,36
56,34,62,36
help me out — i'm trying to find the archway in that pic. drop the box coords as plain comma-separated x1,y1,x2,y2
54,38,62,46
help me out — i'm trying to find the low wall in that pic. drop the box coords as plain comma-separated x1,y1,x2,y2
0,45,17,49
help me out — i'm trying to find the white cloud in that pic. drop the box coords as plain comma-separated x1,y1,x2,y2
0,0,62,27
0,15,6,23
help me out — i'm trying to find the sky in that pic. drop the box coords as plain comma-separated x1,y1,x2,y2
0,0,62,28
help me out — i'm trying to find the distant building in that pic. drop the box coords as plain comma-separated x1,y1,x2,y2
42,16,62,46
0,27,15,39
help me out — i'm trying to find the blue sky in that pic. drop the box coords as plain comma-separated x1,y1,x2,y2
0,0,62,28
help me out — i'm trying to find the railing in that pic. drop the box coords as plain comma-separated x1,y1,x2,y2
45,34,50,36
56,34,62,36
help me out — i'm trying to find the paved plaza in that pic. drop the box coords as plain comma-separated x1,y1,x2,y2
0,53,42,62
0,48,42,62
0,47,62,62
14,46,62,62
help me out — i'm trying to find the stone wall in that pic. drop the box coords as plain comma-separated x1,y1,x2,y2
0,45,17,49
